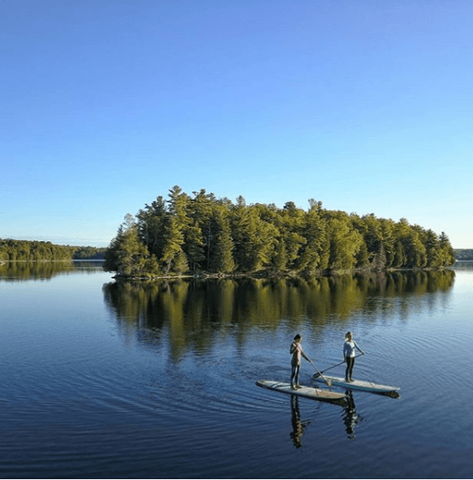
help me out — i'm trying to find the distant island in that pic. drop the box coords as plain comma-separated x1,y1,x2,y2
102,185,456,279
0,239,105,262
454,249,473,261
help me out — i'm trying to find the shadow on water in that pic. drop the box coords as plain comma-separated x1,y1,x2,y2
102,270,455,361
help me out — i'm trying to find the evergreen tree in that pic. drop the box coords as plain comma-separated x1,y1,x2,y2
439,232,455,266
326,212,363,270
185,221,206,273
137,196,168,261
230,198,275,272
355,240,370,268
296,199,327,273
278,202,307,271
191,189,215,271
209,208,235,273
392,240,406,268
104,216,152,276
161,216,188,275
103,186,456,276
425,229,441,267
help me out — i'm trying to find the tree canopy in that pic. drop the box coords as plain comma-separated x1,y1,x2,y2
104,185,456,278
0,239,105,262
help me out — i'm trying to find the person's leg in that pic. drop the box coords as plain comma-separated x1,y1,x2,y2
348,357,355,381
345,358,350,381
350,357,356,380
295,364,301,388
291,365,297,388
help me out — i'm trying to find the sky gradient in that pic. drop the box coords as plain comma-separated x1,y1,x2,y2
1,0,472,248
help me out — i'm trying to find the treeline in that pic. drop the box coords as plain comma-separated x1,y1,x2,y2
0,239,105,262
454,249,473,261
103,186,455,278
73,246,106,260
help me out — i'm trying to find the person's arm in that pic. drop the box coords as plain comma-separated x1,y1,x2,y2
343,342,348,360
354,340,365,355
300,346,311,362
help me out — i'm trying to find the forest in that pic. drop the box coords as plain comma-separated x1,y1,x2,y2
0,239,105,262
454,249,473,261
103,186,456,278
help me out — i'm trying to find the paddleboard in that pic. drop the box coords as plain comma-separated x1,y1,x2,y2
313,375,400,394
256,380,347,403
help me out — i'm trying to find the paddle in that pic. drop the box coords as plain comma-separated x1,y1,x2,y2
309,360,333,388
312,353,364,379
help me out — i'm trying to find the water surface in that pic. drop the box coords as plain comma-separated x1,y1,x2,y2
0,261,471,478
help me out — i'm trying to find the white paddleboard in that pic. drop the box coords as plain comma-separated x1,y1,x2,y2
313,375,400,394
256,380,347,403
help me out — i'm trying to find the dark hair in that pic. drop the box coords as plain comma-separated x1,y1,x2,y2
294,334,302,340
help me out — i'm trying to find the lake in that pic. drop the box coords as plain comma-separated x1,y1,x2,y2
0,261,472,478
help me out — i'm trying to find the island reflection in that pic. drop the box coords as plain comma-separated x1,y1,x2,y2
0,260,104,282
102,271,455,360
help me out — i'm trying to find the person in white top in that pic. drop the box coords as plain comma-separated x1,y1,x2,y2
343,331,364,382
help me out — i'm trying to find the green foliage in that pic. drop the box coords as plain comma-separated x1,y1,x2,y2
326,211,364,271
454,249,473,261
103,186,457,277
73,246,106,259
209,206,235,273
0,239,104,262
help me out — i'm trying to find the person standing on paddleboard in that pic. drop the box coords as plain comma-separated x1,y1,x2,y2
290,334,311,390
343,331,364,382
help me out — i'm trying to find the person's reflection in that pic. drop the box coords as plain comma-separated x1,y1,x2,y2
342,391,360,439
289,396,311,448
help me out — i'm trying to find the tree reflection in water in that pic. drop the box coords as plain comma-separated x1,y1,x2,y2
0,260,103,282
102,270,455,361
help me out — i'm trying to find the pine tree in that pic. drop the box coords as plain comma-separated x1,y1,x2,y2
326,212,363,270
185,222,206,273
439,232,455,266
137,196,168,261
191,189,215,271
425,229,441,267
278,202,307,271
104,216,152,276
296,199,326,273
161,216,188,275
104,187,456,276
209,208,235,274
230,198,274,272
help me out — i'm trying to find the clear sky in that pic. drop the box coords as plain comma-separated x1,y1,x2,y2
1,0,472,248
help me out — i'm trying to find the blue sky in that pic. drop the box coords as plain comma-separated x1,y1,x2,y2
1,0,472,248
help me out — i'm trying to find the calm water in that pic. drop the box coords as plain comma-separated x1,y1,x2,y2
0,261,472,478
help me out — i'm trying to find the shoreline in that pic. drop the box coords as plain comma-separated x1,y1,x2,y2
112,265,455,282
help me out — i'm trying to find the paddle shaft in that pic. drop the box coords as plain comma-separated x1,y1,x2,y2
313,353,364,378
309,360,332,389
